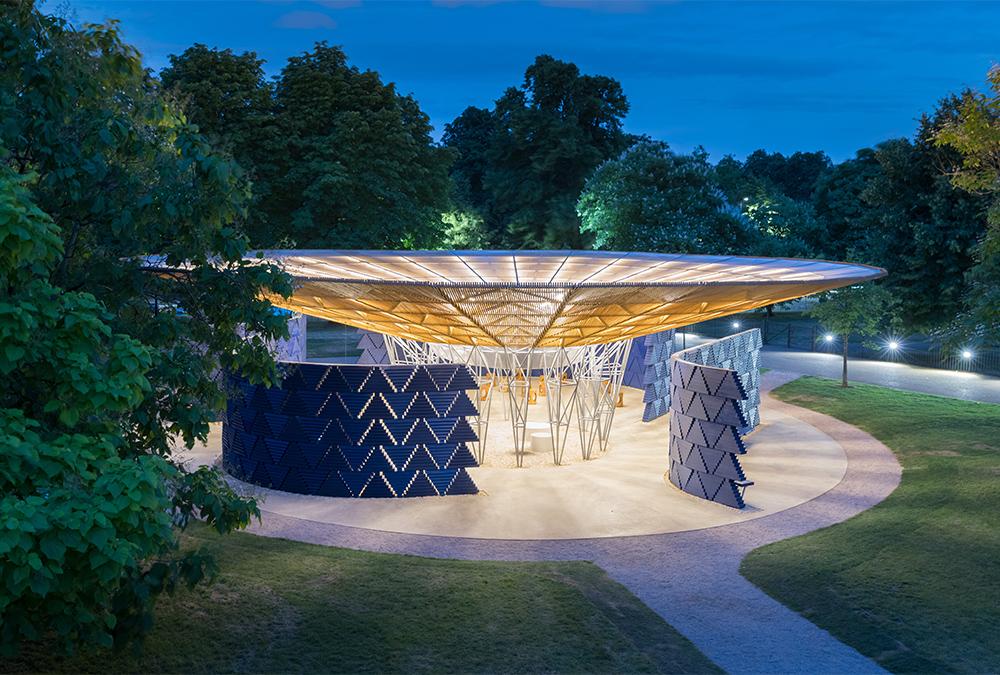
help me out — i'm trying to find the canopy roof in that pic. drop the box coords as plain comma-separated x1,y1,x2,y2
259,250,884,348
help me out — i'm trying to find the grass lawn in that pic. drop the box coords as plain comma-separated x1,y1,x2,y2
741,377,1000,673
5,527,720,674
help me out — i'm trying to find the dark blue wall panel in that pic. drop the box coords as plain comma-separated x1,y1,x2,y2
222,363,480,498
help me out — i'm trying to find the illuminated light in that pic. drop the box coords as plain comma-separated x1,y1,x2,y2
732,321,741,330
887,340,900,351
962,349,973,360
824,334,835,343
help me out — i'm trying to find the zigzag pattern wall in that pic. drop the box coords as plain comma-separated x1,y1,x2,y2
640,330,676,422
222,363,481,498
667,330,762,509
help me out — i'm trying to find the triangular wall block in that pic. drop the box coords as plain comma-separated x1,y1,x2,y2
445,468,478,495
384,470,415,497
361,473,394,498
446,444,478,469
403,367,437,392
339,470,372,497
383,445,416,472
425,468,458,495
426,443,457,469
339,367,372,392
404,471,438,497
405,446,439,471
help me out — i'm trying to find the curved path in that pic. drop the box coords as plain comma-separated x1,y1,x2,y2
244,372,902,674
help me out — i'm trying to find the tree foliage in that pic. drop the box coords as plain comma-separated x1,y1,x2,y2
809,284,891,387
445,55,630,248
162,42,452,249
577,140,751,253
741,149,832,202
0,4,291,652
935,66,1000,340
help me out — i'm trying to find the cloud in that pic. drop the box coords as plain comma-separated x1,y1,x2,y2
274,10,337,29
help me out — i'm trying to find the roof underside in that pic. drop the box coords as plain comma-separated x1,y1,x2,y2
258,250,884,348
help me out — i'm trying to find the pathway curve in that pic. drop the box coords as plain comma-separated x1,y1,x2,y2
246,372,902,673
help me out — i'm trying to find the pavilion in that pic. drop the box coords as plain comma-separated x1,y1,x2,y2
220,250,883,510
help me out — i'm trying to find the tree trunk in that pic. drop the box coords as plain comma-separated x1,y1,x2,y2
841,335,849,387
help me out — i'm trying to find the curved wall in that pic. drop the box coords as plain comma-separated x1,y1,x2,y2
667,330,762,508
222,362,480,498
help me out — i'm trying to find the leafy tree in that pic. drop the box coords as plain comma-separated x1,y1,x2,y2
716,151,829,257
441,106,496,226
742,149,832,201
812,148,882,259
935,66,1000,341
262,43,451,248
160,44,273,158
858,128,987,332
163,42,451,250
740,192,823,258
1,4,291,652
809,284,891,387
441,211,488,249
445,55,631,248
577,140,753,253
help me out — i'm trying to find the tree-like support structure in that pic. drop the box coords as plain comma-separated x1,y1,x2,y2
384,336,632,467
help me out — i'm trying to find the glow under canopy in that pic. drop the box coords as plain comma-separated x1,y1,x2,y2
259,250,884,349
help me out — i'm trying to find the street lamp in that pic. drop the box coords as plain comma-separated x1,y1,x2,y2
824,334,835,343
732,321,741,330
887,340,900,351
962,349,973,360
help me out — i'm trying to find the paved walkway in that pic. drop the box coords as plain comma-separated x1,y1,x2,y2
246,372,902,673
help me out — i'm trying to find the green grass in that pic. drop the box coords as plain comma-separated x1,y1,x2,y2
6,527,720,674
741,377,1000,673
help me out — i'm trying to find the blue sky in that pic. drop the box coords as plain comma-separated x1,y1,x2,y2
63,0,999,161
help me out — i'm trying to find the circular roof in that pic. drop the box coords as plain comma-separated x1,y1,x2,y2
258,250,884,348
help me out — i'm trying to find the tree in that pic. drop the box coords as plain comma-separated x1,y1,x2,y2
809,284,891,387
716,150,830,258
935,66,1000,341
812,148,882,259
1,4,291,652
740,192,823,258
742,149,832,201
445,55,631,248
577,140,753,253
160,44,273,158
261,43,451,248
163,42,452,250
441,106,496,225
858,130,987,332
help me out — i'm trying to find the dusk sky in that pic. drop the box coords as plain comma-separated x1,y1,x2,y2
64,0,999,162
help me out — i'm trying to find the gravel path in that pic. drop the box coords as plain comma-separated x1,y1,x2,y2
247,371,902,673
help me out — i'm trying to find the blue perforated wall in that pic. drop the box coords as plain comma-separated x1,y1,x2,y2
222,363,480,498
